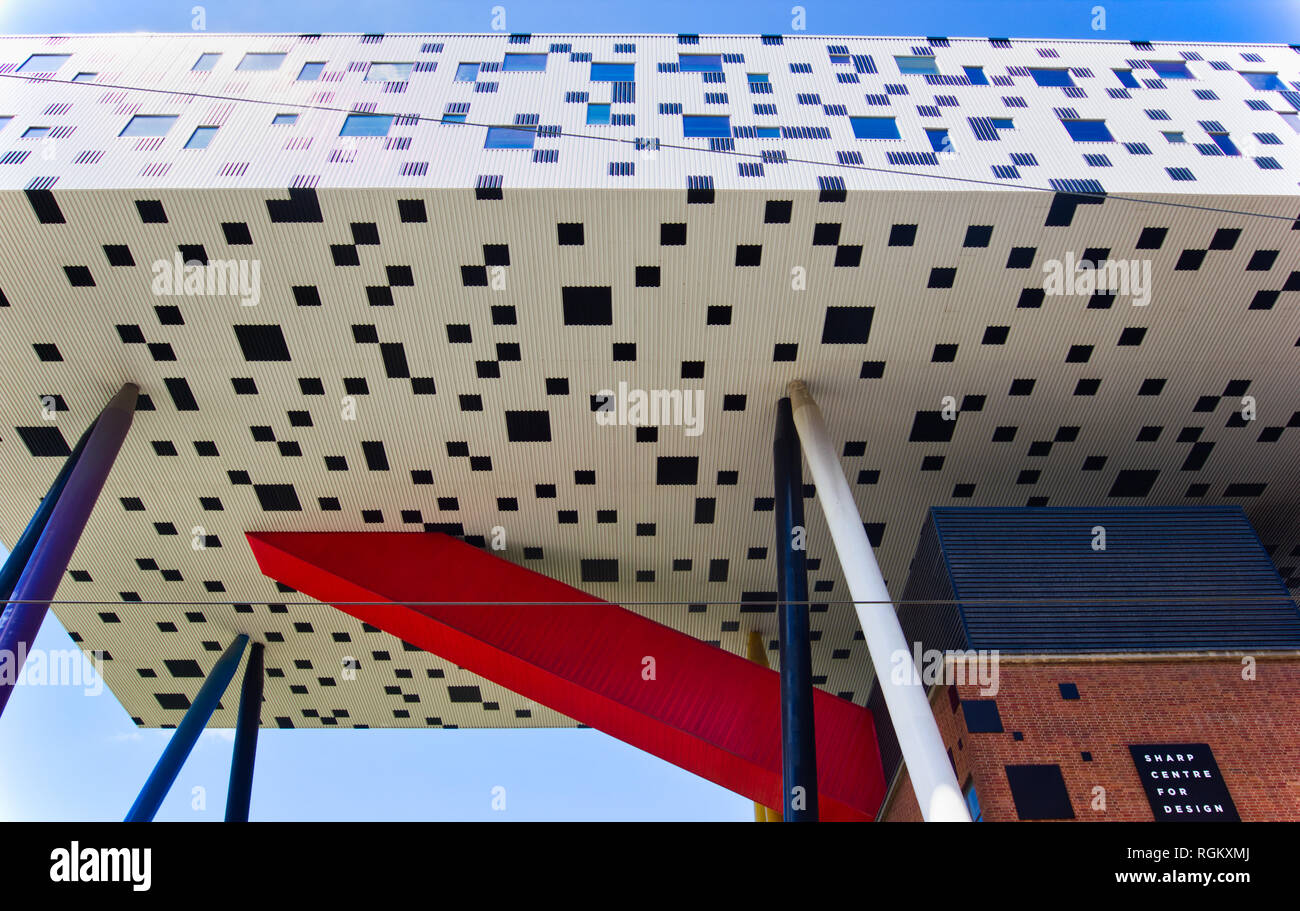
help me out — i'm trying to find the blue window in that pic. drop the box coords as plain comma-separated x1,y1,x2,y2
17,54,70,73
850,116,900,139
22,127,50,138
683,115,731,137
484,126,535,149
441,113,466,123
236,53,286,72
926,128,951,152
272,113,298,125
0,117,11,131
184,126,218,149
1030,68,1074,87
679,54,723,72
119,115,179,137
455,63,480,82
339,114,393,137
503,53,547,72
963,66,988,85
586,103,611,125
192,53,221,72
1114,68,1140,88
591,62,634,81
747,72,769,83
755,126,780,137
71,71,97,82
1150,60,1193,79
991,117,1014,129
1163,131,1185,143
1062,119,1113,142
297,62,325,81
365,62,413,82
964,781,983,822
1241,71,1286,90
895,55,939,75
1209,132,1240,155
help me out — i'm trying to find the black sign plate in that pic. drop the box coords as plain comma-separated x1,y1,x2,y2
1128,743,1240,822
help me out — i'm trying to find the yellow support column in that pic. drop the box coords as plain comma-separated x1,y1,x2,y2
747,631,782,822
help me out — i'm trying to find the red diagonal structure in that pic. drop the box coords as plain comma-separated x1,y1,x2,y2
247,531,886,820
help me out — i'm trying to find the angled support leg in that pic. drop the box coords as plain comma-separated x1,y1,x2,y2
248,532,888,821
773,397,819,821
0,383,138,719
126,634,249,822
225,641,265,822
787,380,969,822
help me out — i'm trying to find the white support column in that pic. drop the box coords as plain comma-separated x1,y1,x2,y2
787,380,970,822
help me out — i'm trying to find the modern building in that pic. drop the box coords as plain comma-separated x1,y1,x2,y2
0,32,1298,821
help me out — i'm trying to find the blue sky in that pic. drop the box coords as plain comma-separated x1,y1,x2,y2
0,0,1287,821
1,0,1298,41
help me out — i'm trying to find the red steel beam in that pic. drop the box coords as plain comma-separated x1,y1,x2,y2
247,531,886,820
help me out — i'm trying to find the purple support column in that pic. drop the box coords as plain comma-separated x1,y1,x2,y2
0,383,138,718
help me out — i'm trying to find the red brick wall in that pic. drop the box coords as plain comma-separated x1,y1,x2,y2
882,657,1300,821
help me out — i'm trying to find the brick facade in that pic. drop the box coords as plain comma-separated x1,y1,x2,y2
881,655,1300,821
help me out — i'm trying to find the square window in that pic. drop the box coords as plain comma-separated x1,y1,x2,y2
1029,68,1074,87
484,126,535,149
895,55,939,75
1209,132,1239,155
297,62,325,81
503,53,547,72
586,103,611,125
1241,71,1286,90
365,62,413,82
455,62,480,82
591,62,635,81
17,54,71,73
236,53,287,72
1005,765,1075,820
1149,60,1193,80
926,128,951,152
1062,119,1113,142
340,114,393,137
679,54,723,73
683,115,731,137
119,115,178,137
850,116,900,139
192,53,221,71
1114,68,1140,88
184,126,218,149
889,223,917,246
963,65,988,85
961,699,1003,733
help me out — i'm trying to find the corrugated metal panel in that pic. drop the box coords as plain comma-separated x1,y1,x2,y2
897,511,967,653
930,506,1300,651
